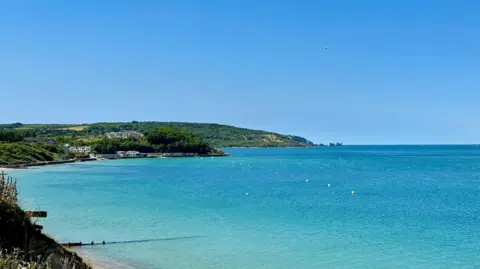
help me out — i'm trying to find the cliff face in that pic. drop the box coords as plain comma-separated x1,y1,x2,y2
0,201,92,269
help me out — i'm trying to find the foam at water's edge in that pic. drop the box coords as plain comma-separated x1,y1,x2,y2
75,249,137,269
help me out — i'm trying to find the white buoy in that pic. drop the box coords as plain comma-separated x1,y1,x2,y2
306,178,309,182
328,183,331,188
351,190,355,195
245,192,249,196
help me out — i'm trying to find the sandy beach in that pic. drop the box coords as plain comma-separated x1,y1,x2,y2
1,167,31,172
74,249,137,269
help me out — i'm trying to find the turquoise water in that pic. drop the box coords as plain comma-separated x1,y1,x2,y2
10,146,480,268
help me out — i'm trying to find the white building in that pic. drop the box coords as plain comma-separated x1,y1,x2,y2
62,144,91,153
116,150,145,158
71,146,91,153
105,132,123,139
95,154,119,159
105,131,143,139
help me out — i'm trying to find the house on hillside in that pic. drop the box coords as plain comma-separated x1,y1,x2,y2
24,137,56,144
61,144,91,153
105,131,143,139
123,131,143,139
70,146,91,153
105,132,122,139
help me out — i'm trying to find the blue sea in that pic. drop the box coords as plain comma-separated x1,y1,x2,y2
10,146,480,269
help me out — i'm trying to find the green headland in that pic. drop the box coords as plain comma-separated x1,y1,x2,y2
0,121,317,166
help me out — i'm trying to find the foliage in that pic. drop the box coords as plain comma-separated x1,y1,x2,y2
0,202,91,269
146,126,213,153
64,152,77,160
0,126,223,164
36,144,63,154
0,123,23,129
0,129,37,143
54,136,96,146
0,122,317,148
91,127,214,154
0,173,17,205
0,174,92,269
0,250,85,269
0,249,47,269
92,138,154,154
0,143,62,165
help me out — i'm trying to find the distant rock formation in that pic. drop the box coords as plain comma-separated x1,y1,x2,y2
329,142,343,147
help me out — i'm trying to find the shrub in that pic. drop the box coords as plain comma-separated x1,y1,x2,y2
0,249,47,269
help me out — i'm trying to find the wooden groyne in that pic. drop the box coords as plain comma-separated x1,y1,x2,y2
16,202,208,249
61,236,208,248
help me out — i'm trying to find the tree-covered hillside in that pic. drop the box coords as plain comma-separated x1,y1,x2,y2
0,122,316,148
91,126,219,154
0,126,223,165
0,143,62,165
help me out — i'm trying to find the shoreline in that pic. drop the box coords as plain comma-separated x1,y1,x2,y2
71,249,135,269
0,152,230,170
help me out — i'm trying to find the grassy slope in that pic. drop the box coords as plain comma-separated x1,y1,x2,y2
0,122,316,148
58,126,88,131
0,143,62,165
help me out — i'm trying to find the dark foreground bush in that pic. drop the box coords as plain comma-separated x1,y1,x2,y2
0,201,92,269
0,201,93,268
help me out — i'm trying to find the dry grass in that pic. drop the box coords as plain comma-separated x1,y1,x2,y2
0,249,82,269
0,249,47,269
0,171,17,205
57,126,88,131
262,134,284,143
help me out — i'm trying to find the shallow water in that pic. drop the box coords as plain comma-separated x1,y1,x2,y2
11,146,480,268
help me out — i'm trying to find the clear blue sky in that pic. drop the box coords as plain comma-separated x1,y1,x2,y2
1,1,479,144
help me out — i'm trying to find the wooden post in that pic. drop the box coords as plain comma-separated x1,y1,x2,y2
25,211,48,218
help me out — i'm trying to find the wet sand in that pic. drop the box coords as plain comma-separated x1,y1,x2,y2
75,249,137,269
